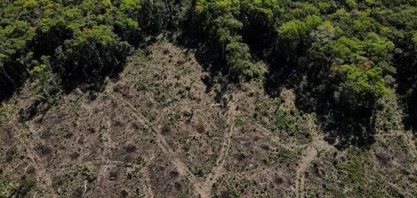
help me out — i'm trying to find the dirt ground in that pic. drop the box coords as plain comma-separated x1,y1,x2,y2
1,41,416,198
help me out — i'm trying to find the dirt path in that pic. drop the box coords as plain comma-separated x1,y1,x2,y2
375,173,415,198
294,133,333,198
107,92,207,196
108,90,238,198
295,147,317,198
200,101,236,197
141,167,155,198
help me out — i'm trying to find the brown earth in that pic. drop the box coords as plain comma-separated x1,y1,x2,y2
1,41,416,198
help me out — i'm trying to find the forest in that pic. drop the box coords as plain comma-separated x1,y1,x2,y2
2,0,417,145
1,0,417,197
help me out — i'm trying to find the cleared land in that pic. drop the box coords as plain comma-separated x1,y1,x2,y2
1,42,416,198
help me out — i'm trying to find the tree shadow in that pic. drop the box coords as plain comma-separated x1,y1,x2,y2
178,15,380,149
402,88,417,135
392,44,417,136
184,42,236,101
263,61,299,97
177,20,237,99
320,104,377,150
0,62,28,103
263,57,377,150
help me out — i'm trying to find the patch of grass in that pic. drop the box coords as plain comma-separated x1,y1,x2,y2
375,94,403,131
234,119,244,127
274,110,297,136
176,193,189,198
263,146,298,167
396,135,410,152
154,84,178,107
0,173,36,198
161,112,181,134
0,178,19,198
17,175,36,197
336,148,389,197
254,98,308,137
134,77,151,92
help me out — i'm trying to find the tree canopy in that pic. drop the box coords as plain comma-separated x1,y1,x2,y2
1,0,417,138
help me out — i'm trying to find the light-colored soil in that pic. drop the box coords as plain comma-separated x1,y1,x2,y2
1,41,416,198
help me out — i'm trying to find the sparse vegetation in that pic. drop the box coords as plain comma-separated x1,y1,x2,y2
1,0,417,197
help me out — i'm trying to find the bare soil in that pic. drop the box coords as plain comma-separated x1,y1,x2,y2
1,41,416,198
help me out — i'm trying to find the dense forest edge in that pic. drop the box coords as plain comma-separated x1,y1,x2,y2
1,1,417,197
1,0,417,145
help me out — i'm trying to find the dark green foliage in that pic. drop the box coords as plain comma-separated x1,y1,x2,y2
0,0,189,100
1,0,417,143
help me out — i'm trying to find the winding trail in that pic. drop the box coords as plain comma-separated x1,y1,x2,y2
294,134,333,198
200,101,236,197
295,147,317,198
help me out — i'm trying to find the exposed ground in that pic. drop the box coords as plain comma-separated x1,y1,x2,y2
1,41,416,197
